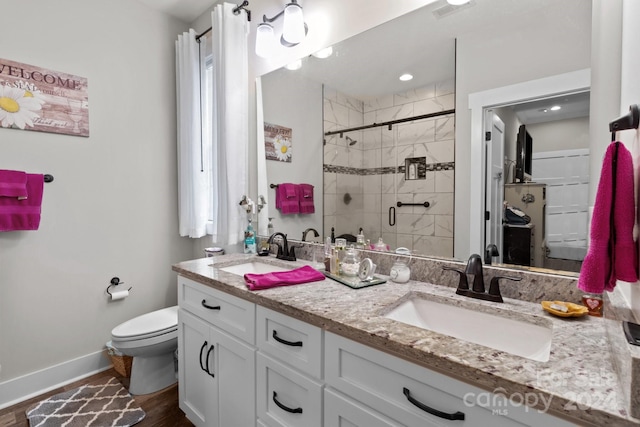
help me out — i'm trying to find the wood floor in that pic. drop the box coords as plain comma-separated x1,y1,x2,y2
0,368,194,427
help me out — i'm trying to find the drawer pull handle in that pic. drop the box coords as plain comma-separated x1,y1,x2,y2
199,341,208,373
273,391,303,414
272,330,303,347
205,344,215,378
403,387,465,421
202,299,221,310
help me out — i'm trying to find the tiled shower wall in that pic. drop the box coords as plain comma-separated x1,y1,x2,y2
323,81,455,258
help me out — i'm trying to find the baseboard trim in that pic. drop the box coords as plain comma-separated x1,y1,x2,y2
0,350,112,409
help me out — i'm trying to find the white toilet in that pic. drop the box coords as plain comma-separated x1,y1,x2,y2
111,305,178,395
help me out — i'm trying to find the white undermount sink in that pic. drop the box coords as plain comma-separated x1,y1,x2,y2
219,261,291,276
384,295,552,362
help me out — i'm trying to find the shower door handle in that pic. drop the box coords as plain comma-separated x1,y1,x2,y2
389,206,396,226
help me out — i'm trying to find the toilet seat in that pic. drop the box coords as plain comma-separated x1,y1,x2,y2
112,306,178,342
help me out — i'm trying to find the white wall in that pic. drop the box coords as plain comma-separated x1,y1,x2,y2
527,117,590,153
454,0,592,259
0,0,192,397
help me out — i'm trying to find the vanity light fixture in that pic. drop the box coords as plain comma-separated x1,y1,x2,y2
255,0,308,58
312,46,333,59
447,0,471,5
399,73,414,82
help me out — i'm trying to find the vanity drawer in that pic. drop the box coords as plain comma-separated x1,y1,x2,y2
256,305,323,378
324,387,402,427
325,332,566,427
178,276,255,345
257,352,323,427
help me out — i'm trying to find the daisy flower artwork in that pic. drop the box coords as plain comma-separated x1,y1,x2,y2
0,58,89,137
264,122,292,163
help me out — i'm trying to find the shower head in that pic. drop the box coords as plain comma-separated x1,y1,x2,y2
345,136,357,146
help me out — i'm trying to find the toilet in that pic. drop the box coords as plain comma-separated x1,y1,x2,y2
110,305,178,395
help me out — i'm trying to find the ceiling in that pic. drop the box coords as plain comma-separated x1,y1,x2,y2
136,0,218,23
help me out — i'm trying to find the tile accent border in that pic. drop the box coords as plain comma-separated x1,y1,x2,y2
324,162,455,176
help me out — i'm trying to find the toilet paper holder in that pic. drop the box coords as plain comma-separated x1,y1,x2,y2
106,277,132,297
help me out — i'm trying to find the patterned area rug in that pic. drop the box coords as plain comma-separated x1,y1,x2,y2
26,376,145,427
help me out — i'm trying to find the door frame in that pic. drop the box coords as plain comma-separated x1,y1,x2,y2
484,110,505,263
467,68,591,256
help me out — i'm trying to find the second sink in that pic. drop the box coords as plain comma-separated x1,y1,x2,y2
383,293,552,362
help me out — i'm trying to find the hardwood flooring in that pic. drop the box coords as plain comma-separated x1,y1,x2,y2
0,368,194,427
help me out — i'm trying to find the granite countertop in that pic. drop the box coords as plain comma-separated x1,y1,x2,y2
173,253,638,427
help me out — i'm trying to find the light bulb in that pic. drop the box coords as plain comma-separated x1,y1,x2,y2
285,59,302,71
312,46,333,59
282,2,306,45
255,23,275,58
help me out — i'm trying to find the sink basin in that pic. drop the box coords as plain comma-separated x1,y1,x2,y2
219,261,291,276
384,295,552,362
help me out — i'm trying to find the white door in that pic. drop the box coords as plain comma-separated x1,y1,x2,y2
484,110,505,263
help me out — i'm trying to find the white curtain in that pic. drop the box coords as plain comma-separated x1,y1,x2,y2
176,29,208,238
256,77,270,236
210,3,250,245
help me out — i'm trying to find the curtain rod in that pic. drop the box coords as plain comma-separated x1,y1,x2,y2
195,0,251,42
324,108,455,137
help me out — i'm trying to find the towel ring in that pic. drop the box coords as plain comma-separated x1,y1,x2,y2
106,277,132,297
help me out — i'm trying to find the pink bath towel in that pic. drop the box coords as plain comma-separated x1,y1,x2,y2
244,265,325,291
276,183,300,214
0,173,44,231
0,169,28,198
298,183,315,214
578,142,637,293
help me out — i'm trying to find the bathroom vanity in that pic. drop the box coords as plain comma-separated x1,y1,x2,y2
173,251,638,427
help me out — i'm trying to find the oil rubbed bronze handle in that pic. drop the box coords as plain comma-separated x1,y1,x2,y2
272,330,303,347
199,341,208,373
202,299,221,310
273,391,303,414
205,345,215,378
403,387,465,421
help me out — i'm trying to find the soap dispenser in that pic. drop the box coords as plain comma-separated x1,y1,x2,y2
244,217,256,254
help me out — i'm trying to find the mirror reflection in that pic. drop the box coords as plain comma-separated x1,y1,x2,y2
485,92,590,273
259,0,591,276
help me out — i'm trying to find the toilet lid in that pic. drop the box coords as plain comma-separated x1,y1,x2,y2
112,306,178,340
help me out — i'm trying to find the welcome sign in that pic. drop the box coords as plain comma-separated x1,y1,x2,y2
0,58,89,137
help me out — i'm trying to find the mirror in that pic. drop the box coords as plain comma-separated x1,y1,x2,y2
485,91,590,274
259,0,591,276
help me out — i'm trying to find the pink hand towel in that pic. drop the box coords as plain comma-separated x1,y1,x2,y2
578,142,637,293
244,265,325,291
276,183,300,214
0,173,44,231
0,169,28,198
298,183,315,214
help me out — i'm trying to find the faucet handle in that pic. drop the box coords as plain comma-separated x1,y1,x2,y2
488,275,522,301
442,266,468,290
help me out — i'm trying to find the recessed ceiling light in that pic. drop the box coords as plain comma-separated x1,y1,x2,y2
447,0,470,5
550,105,561,111
285,59,302,71
312,46,333,59
399,73,413,82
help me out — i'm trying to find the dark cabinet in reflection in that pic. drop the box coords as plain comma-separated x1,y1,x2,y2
503,224,534,266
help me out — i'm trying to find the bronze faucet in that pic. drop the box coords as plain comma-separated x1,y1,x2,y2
442,254,520,303
301,228,319,242
268,232,297,261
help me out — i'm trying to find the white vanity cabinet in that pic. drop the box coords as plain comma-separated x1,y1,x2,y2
178,276,256,427
324,332,573,427
256,306,324,427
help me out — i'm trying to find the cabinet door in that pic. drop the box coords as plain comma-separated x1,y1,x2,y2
178,309,214,427
325,387,402,427
208,326,256,427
